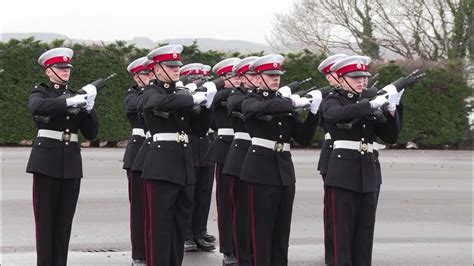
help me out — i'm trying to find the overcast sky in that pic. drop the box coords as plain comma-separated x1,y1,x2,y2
1,0,294,44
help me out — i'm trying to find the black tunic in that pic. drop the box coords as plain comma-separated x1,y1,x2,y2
141,80,212,185
26,82,98,179
240,89,318,186
122,85,146,170
321,88,400,192
205,87,234,163
222,86,252,177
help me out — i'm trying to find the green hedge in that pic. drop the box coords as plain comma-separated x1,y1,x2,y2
0,38,471,148
374,61,471,148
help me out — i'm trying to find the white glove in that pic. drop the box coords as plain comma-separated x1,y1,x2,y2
306,90,322,100
387,103,396,112
382,84,398,105
370,95,389,109
185,83,197,92
293,97,311,108
175,81,184,87
82,84,97,99
277,86,292,98
203,82,217,109
81,85,97,111
86,98,95,111
396,89,405,105
192,91,207,105
307,90,323,114
289,94,300,101
66,94,87,107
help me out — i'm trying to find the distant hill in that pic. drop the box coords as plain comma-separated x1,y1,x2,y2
1,32,277,53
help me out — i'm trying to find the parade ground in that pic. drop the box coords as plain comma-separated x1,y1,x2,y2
1,148,472,265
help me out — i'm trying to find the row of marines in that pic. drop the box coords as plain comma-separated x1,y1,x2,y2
26,44,419,266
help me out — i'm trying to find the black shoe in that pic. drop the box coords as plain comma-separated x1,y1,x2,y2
195,238,216,251
223,253,238,265
184,239,198,252
203,231,216,243
132,259,146,266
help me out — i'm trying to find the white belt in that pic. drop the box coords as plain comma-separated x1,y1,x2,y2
37,129,78,142
373,142,385,150
234,132,251,141
146,131,151,138
217,128,234,136
152,132,189,143
324,132,331,140
252,137,290,152
333,140,374,153
132,128,145,137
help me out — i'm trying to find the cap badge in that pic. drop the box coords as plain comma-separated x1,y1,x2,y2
63,56,68,62
273,63,278,68
172,53,178,59
356,64,361,69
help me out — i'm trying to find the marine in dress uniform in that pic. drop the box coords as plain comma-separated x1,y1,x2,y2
315,54,347,266
199,64,218,244
205,57,242,265
26,47,99,266
123,57,153,265
141,44,215,266
179,63,216,252
322,55,400,266
221,56,259,266
130,58,156,265
240,54,320,266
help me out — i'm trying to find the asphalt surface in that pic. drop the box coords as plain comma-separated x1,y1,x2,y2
1,148,472,265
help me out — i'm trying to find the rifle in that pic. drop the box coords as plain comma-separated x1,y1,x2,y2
256,80,316,121
154,78,225,118
291,84,330,114
34,73,117,123
336,69,425,129
279,77,312,95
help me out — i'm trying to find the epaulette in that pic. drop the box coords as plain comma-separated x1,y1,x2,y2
31,83,48,92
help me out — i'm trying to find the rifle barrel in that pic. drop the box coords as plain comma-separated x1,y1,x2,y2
104,73,117,81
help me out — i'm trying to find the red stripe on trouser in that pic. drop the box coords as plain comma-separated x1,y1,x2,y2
148,180,154,266
230,177,239,262
215,163,222,245
142,177,149,265
331,188,337,266
32,175,39,254
129,171,135,258
215,163,220,210
249,183,257,266
323,175,327,256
